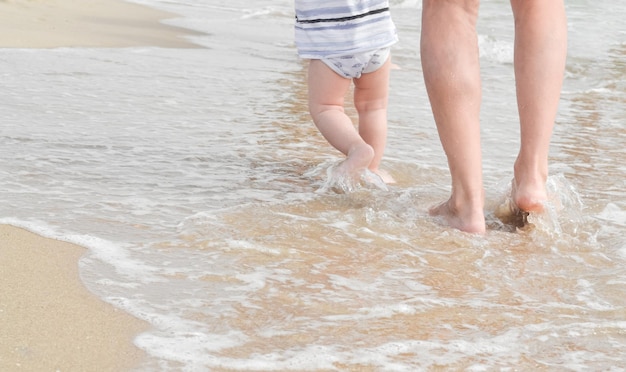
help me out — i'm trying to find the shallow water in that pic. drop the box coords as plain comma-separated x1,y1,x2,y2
1,0,625,370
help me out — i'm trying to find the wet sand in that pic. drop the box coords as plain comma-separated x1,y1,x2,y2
0,0,202,369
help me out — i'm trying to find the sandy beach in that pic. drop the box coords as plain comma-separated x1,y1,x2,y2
0,0,202,369
0,0,202,48
0,225,148,370
2,0,626,368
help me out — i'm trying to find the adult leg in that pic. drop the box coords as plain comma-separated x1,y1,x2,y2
510,0,567,212
308,60,375,174
421,0,485,233
354,56,395,182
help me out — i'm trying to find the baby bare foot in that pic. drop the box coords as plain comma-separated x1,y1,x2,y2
336,143,375,176
371,168,396,184
429,199,486,234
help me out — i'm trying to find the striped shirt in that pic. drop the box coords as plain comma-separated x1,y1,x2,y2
294,0,398,59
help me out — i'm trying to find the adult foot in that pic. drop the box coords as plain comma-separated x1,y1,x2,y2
494,197,528,229
511,177,547,213
429,199,486,234
494,177,546,228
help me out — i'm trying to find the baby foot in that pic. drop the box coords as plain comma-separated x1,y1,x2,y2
335,143,374,178
371,168,396,184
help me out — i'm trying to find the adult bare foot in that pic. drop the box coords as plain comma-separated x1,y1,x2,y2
494,197,528,228
429,199,486,234
511,177,547,213
494,177,547,228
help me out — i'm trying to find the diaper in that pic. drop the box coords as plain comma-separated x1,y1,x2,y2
321,47,391,79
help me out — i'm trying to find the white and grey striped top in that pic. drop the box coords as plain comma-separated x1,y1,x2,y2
294,0,398,59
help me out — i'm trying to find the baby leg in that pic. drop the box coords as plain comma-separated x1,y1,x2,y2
354,57,394,183
307,60,374,175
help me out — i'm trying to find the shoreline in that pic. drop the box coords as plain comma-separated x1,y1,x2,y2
0,0,204,48
0,0,199,369
0,224,149,371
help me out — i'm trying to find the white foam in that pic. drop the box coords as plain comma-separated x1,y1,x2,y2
598,203,626,227
2,0,625,370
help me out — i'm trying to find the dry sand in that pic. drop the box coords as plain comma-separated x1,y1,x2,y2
0,225,148,371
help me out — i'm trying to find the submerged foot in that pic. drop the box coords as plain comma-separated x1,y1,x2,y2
429,199,486,234
494,198,529,228
371,168,396,184
336,143,375,177
495,178,547,228
511,177,547,213
327,144,376,193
